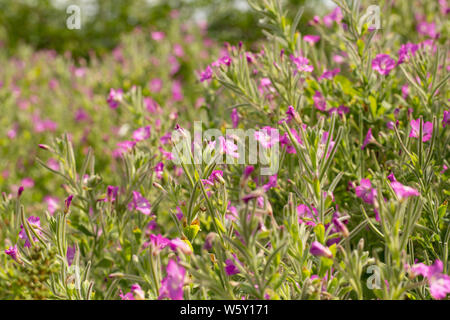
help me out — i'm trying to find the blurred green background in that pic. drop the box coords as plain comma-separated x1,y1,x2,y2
0,0,330,59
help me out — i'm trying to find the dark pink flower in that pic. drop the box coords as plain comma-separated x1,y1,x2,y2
372,54,396,75
231,108,239,128
290,54,314,73
361,128,375,150
158,260,185,300
410,260,450,300
391,181,420,200
310,241,332,259
151,31,165,41
297,204,318,226
355,179,376,204
323,7,343,27
313,91,327,111
129,191,151,215
303,35,320,45
397,43,419,64
254,126,279,149
107,88,123,109
132,126,151,142
5,245,19,262
199,65,213,82
409,118,433,142
318,68,340,81
442,110,449,128
19,216,41,248
44,196,59,215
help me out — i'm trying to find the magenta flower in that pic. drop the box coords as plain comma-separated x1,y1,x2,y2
390,181,420,200
19,216,42,248
225,255,241,276
155,162,164,179
409,118,433,142
442,110,449,128
254,126,279,148
5,245,19,262
158,260,185,300
313,91,327,111
410,260,450,300
310,241,333,259
44,196,59,215
129,191,152,215
199,65,213,82
318,68,340,81
107,88,123,109
401,84,410,99
297,204,318,226
149,78,163,93
387,172,397,182
355,179,376,205
318,131,335,159
323,7,343,27
151,31,165,41
262,174,278,191
417,21,438,39
303,35,320,45
132,126,151,142
209,136,240,158
290,54,314,73
67,244,76,266
148,234,171,254
397,42,419,64
372,54,396,75
169,238,192,255
231,108,239,128
361,128,375,150
113,140,136,157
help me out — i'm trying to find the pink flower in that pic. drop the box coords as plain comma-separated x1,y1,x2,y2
355,179,376,205
313,91,327,111
290,54,314,73
199,65,213,82
254,126,279,148
442,110,449,128
372,54,396,75
67,244,76,266
361,128,374,150
401,84,410,99
303,35,320,45
209,136,240,158
149,78,163,93
158,260,185,300
120,284,145,300
44,196,59,215
129,191,152,215
231,108,239,128
297,204,318,226
318,68,340,81
417,21,438,39
113,140,136,157
262,174,277,191
397,43,418,64
151,31,165,41
409,118,433,142
132,126,151,142
225,254,242,276
310,241,333,259
5,245,19,262
323,7,343,27
410,260,450,300
19,216,42,248
390,181,420,200
107,88,123,109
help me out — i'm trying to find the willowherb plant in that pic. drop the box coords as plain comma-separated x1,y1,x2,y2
1,0,449,300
